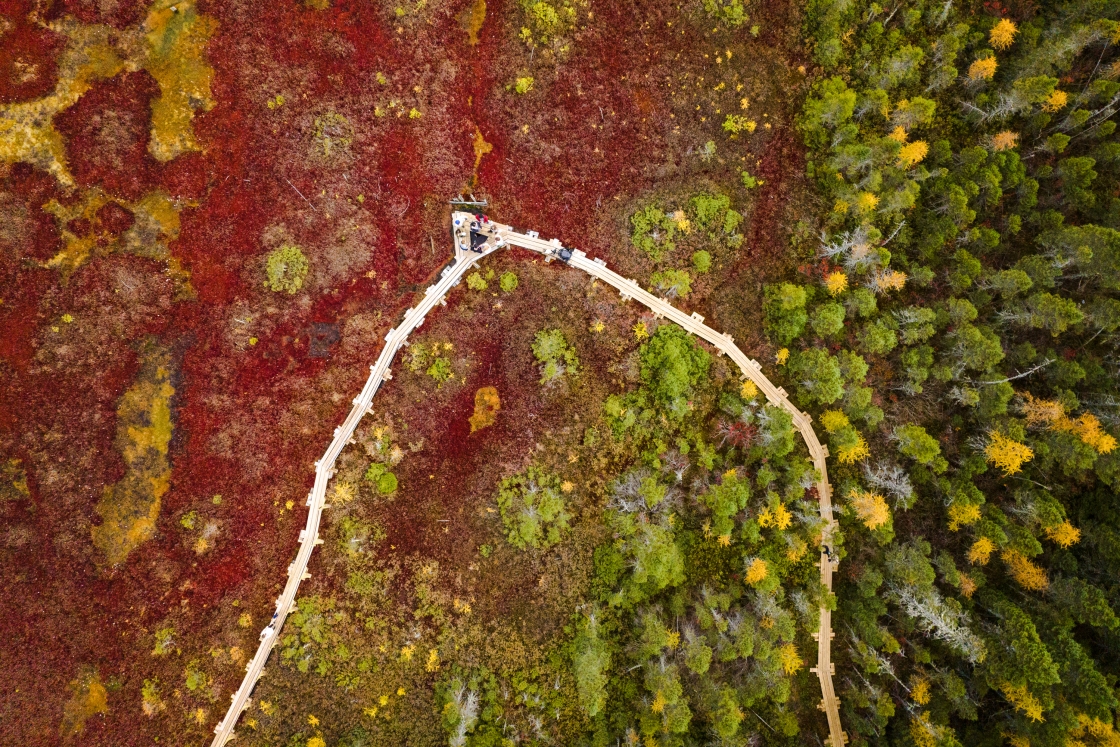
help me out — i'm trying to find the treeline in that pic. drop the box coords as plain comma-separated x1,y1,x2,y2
764,0,1120,744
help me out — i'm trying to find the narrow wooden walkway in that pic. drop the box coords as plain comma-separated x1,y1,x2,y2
210,212,846,747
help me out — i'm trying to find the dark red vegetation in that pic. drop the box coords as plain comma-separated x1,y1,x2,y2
0,0,809,741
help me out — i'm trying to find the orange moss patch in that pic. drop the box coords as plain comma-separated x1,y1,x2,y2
471,126,493,187
42,187,193,295
91,343,175,565
60,669,109,736
464,0,487,45
469,386,501,433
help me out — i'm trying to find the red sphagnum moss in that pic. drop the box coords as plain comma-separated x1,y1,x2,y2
0,0,809,740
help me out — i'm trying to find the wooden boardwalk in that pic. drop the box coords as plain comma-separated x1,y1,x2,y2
210,212,846,747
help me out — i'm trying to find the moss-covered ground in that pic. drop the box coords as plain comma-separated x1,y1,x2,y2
0,0,813,742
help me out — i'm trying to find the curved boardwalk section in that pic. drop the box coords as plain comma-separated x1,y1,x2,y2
211,212,847,747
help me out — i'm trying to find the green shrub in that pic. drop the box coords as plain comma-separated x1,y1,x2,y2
184,662,209,691
846,288,878,318
499,271,519,291
722,114,756,135
363,463,398,494
313,112,353,158
179,510,198,530
894,425,945,472
531,328,579,384
427,356,453,384
702,0,748,27
811,302,846,338
650,268,692,298
496,466,570,550
518,0,578,47
337,516,385,555
466,272,488,290
514,76,534,94
639,325,711,415
692,250,712,273
689,193,731,233
265,245,310,294
630,205,676,261
572,615,610,717
764,283,810,344
788,348,845,405
860,319,899,355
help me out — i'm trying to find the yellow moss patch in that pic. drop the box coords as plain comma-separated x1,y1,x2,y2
43,188,116,277
968,536,995,565
910,711,950,747
42,188,193,295
0,2,218,183
837,434,870,464
875,269,909,292
911,677,931,705
61,669,109,736
332,481,356,505
820,409,850,433
990,19,1018,50
1064,413,1117,454
91,345,175,565
825,271,848,296
758,502,792,530
471,126,493,183
469,386,501,432
968,56,998,80
1022,394,1118,454
464,0,487,45
1021,392,1066,427
947,503,982,531
991,131,1019,151
1,458,30,502
1041,89,1068,113
142,0,219,162
739,379,758,399
856,191,879,213
779,642,803,674
898,140,929,168
0,21,124,187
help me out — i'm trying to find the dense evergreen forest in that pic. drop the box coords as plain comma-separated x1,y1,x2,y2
779,0,1120,745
